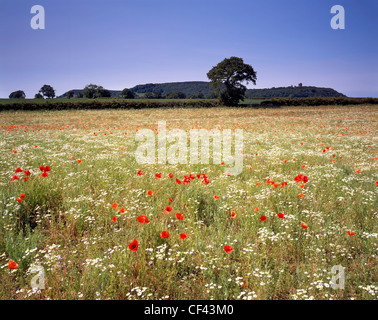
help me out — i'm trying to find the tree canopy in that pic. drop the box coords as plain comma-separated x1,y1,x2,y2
207,57,257,106
39,85,55,99
9,90,26,99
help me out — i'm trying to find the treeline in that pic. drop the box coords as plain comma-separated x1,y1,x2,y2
269,97,378,106
1,97,378,111
246,86,346,98
0,99,221,111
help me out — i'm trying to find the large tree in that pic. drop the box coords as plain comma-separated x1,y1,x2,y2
83,84,99,99
39,84,55,99
207,56,257,106
9,90,26,99
120,88,135,99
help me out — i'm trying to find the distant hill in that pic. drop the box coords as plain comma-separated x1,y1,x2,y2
59,82,346,98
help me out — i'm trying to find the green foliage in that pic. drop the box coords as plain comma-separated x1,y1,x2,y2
165,91,186,99
120,88,135,99
34,93,43,99
246,86,346,98
9,90,26,99
39,84,55,99
66,90,75,99
207,57,257,106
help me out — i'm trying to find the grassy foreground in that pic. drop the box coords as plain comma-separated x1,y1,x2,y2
0,105,377,300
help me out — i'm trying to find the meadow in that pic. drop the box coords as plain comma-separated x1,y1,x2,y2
0,105,377,300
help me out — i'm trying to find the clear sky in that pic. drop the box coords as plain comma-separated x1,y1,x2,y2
0,0,377,98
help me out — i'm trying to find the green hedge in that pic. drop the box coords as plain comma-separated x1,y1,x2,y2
0,97,377,111
0,99,220,111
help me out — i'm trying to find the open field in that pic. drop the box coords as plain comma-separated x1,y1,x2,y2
0,105,377,300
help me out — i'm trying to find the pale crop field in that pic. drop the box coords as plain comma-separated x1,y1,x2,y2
0,106,377,300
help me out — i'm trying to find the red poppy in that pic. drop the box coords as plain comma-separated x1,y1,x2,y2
39,166,45,172
111,202,118,209
77,160,82,163
164,206,172,214
119,207,126,213
356,169,361,173
213,195,219,200
155,172,162,179
16,197,22,203
260,216,267,222
298,193,304,198
11,175,19,181
256,182,260,186
277,212,285,219
176,213,184,220
20,193,26,199
137,170,143,176
230,211,236,219
13,150,17,153
224,246,234,254
24,170,31,177
8,260,18,270
160,231,170,238
175,178,182,184
294,174,308,184
15,168,22,173
301,222,308,229
41,171,48,178
347,230,355,236
254,207,259,213
281,182,288,188
137,216,150,224
180,233,188,241
168,197,173,202
147,190,154,196
112,216,118,223
128,239,139,251
168,173,173,178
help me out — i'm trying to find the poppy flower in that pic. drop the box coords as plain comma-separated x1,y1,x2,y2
175,178,182,184
16,197,22,203
254,207,259,213
155,172,162,179
230,211,236,219
15,168,22,173
356,169,361,173
24,170,31,177
298,193,304,198
112,216,118,223
8,260,18,270
302,165,306,169
176,213,184,220
111,202,118,209
34,145,38,148
347,231,355,236
137,170,143,176
301,222,308,229
202,178,210,185
224,246,234,254
23,177,29,182
119,207,126,213
283,160,287,163
39,166,45,172
273,183,280,188
13,150,17,153
180,233,188,241
128,239,139,251
213,195,219,200
11,175,19,181
137,216,150,224
281,182,288,188
164,206,172,214
168,173,173,178
260,216,267,222
160,231,170,239
256,182,260,186
277,212,285,219
147,190,154,196
376,181,378,186
168,197,173,202
41,171,48,178
20,193,26,199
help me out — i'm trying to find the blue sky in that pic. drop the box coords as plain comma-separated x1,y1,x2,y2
0,0,377,98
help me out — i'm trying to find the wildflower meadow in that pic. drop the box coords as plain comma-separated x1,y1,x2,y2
0,105,377,300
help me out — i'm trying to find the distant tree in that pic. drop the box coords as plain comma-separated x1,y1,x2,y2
76,92,84,98
9,90,26,99
66,90,75,99
144,91,162,99
207,56,257,106
83,84,99,99
120,88,135,99
96,86,111,98
39,84,55,99
189,92,205,99
165,91,186,99
34,93,43,99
